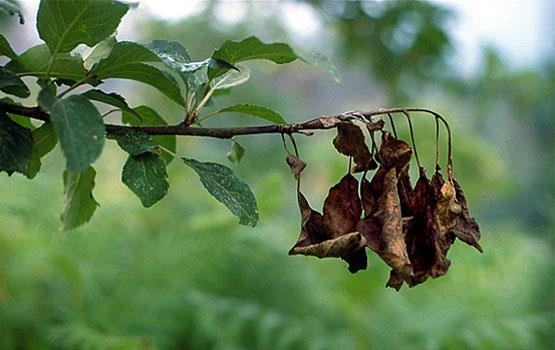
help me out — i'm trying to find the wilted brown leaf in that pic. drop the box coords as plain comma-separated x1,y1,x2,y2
360,167,386,217
289,231,366,258
373,167,413,284
286,154,306,181
397,168,413,216
290,192,329,250
431,172,461,236
377,132,412,171
323,173,362,237
333,123,375,172
452,179,483,252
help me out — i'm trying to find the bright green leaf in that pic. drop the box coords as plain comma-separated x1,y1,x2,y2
122,153,169,207
121,106,176,163
82,89,137,116
107,129,158,155
0,67,30,97
0,111,32,175
83,35,116,70
61,166,99,230
215,104,286,124
227,139,245,164
49,94,105,172
299,50,341,83
6,44,89,81
212,64,250,90
90,41,185,106
37,0,129,53
146,39,191,67
0,34,17,59
209,36,297,79
182,158,259,227
0,0,24,24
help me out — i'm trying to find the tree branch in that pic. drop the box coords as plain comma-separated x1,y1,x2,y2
0,101,445,139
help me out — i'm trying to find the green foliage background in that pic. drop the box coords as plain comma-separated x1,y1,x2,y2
1,1,553,349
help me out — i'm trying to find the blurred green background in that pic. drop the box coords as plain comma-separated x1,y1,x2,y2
1,1,553,349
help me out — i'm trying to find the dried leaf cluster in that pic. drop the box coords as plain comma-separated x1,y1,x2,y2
287,116,481,290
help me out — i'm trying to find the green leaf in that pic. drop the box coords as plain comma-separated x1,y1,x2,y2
182,158,259,227
0,111,32,175
49,94,105,172
227,139,245,164
61,166,99,230
26,122,58,179
299,50,341,83
37,0,129,53
90,41,185,106
107,129,158,155
6,44,89,81
121,106,176,163
122,153,169,207
0,67,30,97
82,89,137,116
215,104,286,124
0,34,17,59
145,39,191,67
209,36,297,79
0,0,24,24
83,35,116,70
211,64,250,90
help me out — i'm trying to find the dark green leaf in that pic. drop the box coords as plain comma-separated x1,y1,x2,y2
0,34,17,59
49,94,105,172
26,122,58,179
0,67,30,97
6,44,89,81
0,111,32,175
182,158,259,227
209,36,297,79
61,166,99,230
90,41,185,106
227,139,245,164
107,129,158,155
82,89,137,116
83,35,116,70
299,50,341,83
37,0,129,53
0,0,24,24
215,104,286,124
121,106,176,163
122,152,169,207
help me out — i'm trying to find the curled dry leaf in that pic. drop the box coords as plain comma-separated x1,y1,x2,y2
452,179,483,252
286,154,306,181
377,131,412,171
290,231,366,258
360,167,386,217
332,123,374,172
373,167,413,284
323,174,361,237
431,171,461,236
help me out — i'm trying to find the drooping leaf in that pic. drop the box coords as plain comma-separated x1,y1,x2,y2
377,131,413,170
323,174,361,237
26,122,58,179
290,232,367,259
208,36,297,79
214,104,286,124
332,122,374,172
0,0,24,24
0,34,17,59
285,154,306,181
0,111,32,175
60,166,99,230
227,139,245,164
451,179,483,252
182,158,259,227
6,44,89,81
122,152,169,208
83,35,117,70
360,167,386,217
90,41,185,106
0,67,30,97
121,105,175,163
107,128,158,155
37,0,129,53
298,50,341,83
431,171,461,236
82,89,137,116
211,64,250,90
49,94,105,172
